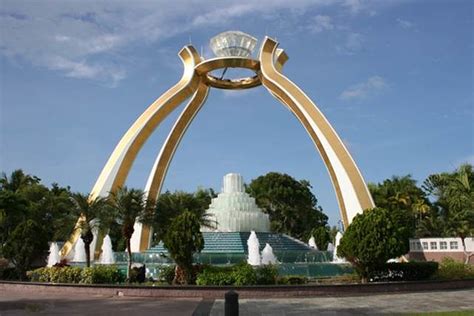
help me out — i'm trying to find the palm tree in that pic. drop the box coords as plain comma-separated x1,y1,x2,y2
107,187,155,279
423,164,474,263
153,190,216,244
0,169,40,192
69,193,108,267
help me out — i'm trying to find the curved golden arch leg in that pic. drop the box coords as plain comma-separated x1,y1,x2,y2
60,46,203,257
130,82,210,252
259,37,374,228
268,49,350,226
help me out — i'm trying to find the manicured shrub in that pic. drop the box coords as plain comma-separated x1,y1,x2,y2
195,263,281,286
28,267,51,282
157,265,176,285
195,265,235,285
80,265,124,284
338,207,412,282
256,264,278,285
51,267,82,283
28,265,124,284
197,264,233,274
369,262,439,282
276,275,307,285
196,270,235,286
195,263,290,286
231,263,257,286
437,258,474,280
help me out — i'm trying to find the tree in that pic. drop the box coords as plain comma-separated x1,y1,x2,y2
0,190,29,249
329,225,339,244
337,207,411,282
108,187,154,279
35,183,74,242
162,211,204,284
69,193,108,267
415,212,445,238
152,189,215,244
0,170,74,277
308,226,330,250
0,169,40,192
247,172,328,239
2,220,48,279
368,175,430,235
423,164,474,263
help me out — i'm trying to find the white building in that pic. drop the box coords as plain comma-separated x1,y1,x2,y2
408,237,474,264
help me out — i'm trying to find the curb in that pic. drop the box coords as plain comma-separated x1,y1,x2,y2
1,279,473,298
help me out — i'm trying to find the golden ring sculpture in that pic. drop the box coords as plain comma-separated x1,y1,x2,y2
60,37,374,257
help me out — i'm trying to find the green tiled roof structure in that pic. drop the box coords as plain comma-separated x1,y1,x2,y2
144,232,332,264
147,232,313,254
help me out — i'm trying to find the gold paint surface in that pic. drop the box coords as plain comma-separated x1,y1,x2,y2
139,82,210,251
195,57,261,90
195,57,259,75
59,215,85,257
60,46,202,257
204,74,260,90
63,37,375,254
259,37,374,228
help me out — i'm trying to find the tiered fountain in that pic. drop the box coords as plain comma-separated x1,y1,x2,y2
144,173,351,279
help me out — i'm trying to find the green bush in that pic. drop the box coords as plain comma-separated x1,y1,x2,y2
28,265,124,284
0,267,21,280
437,258,474,280
196,270,235,285
338,207,412,282
256,264,278,285
157,265,176,285
26,268,41,282
195,263,280,286
369,262,439,282
231,263,257,286
276,275,307,285
28,267,51,282
52,267,82,283
80,265,124,284
196,265,234,285
128,265,146,283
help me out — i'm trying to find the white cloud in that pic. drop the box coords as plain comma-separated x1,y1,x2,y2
308,15,334,33
46,56,125,86
336,32,364,55
342,0,363,14
0,0,391,85
191,3,256,27
396,18,414,29
221,89,255,98
339,75,387,100
345,32,364,51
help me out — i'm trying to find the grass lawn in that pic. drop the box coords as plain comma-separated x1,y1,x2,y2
403,311,474,316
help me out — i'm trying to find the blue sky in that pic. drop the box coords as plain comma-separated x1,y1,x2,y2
1,0,473,226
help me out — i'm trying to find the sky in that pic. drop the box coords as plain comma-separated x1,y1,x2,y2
1,0,473,226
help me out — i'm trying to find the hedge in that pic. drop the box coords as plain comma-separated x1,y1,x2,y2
27,265,125,284
196,263,281,286
369,262,439,282
436,257,474,280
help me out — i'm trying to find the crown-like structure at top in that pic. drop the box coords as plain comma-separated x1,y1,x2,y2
210,31,257,58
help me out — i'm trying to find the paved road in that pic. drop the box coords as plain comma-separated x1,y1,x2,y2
210,289,474,315
0,289,473,315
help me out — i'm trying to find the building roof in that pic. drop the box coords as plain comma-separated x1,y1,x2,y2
147,232,313,254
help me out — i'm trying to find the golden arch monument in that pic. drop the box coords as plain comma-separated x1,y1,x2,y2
60,31,374,256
